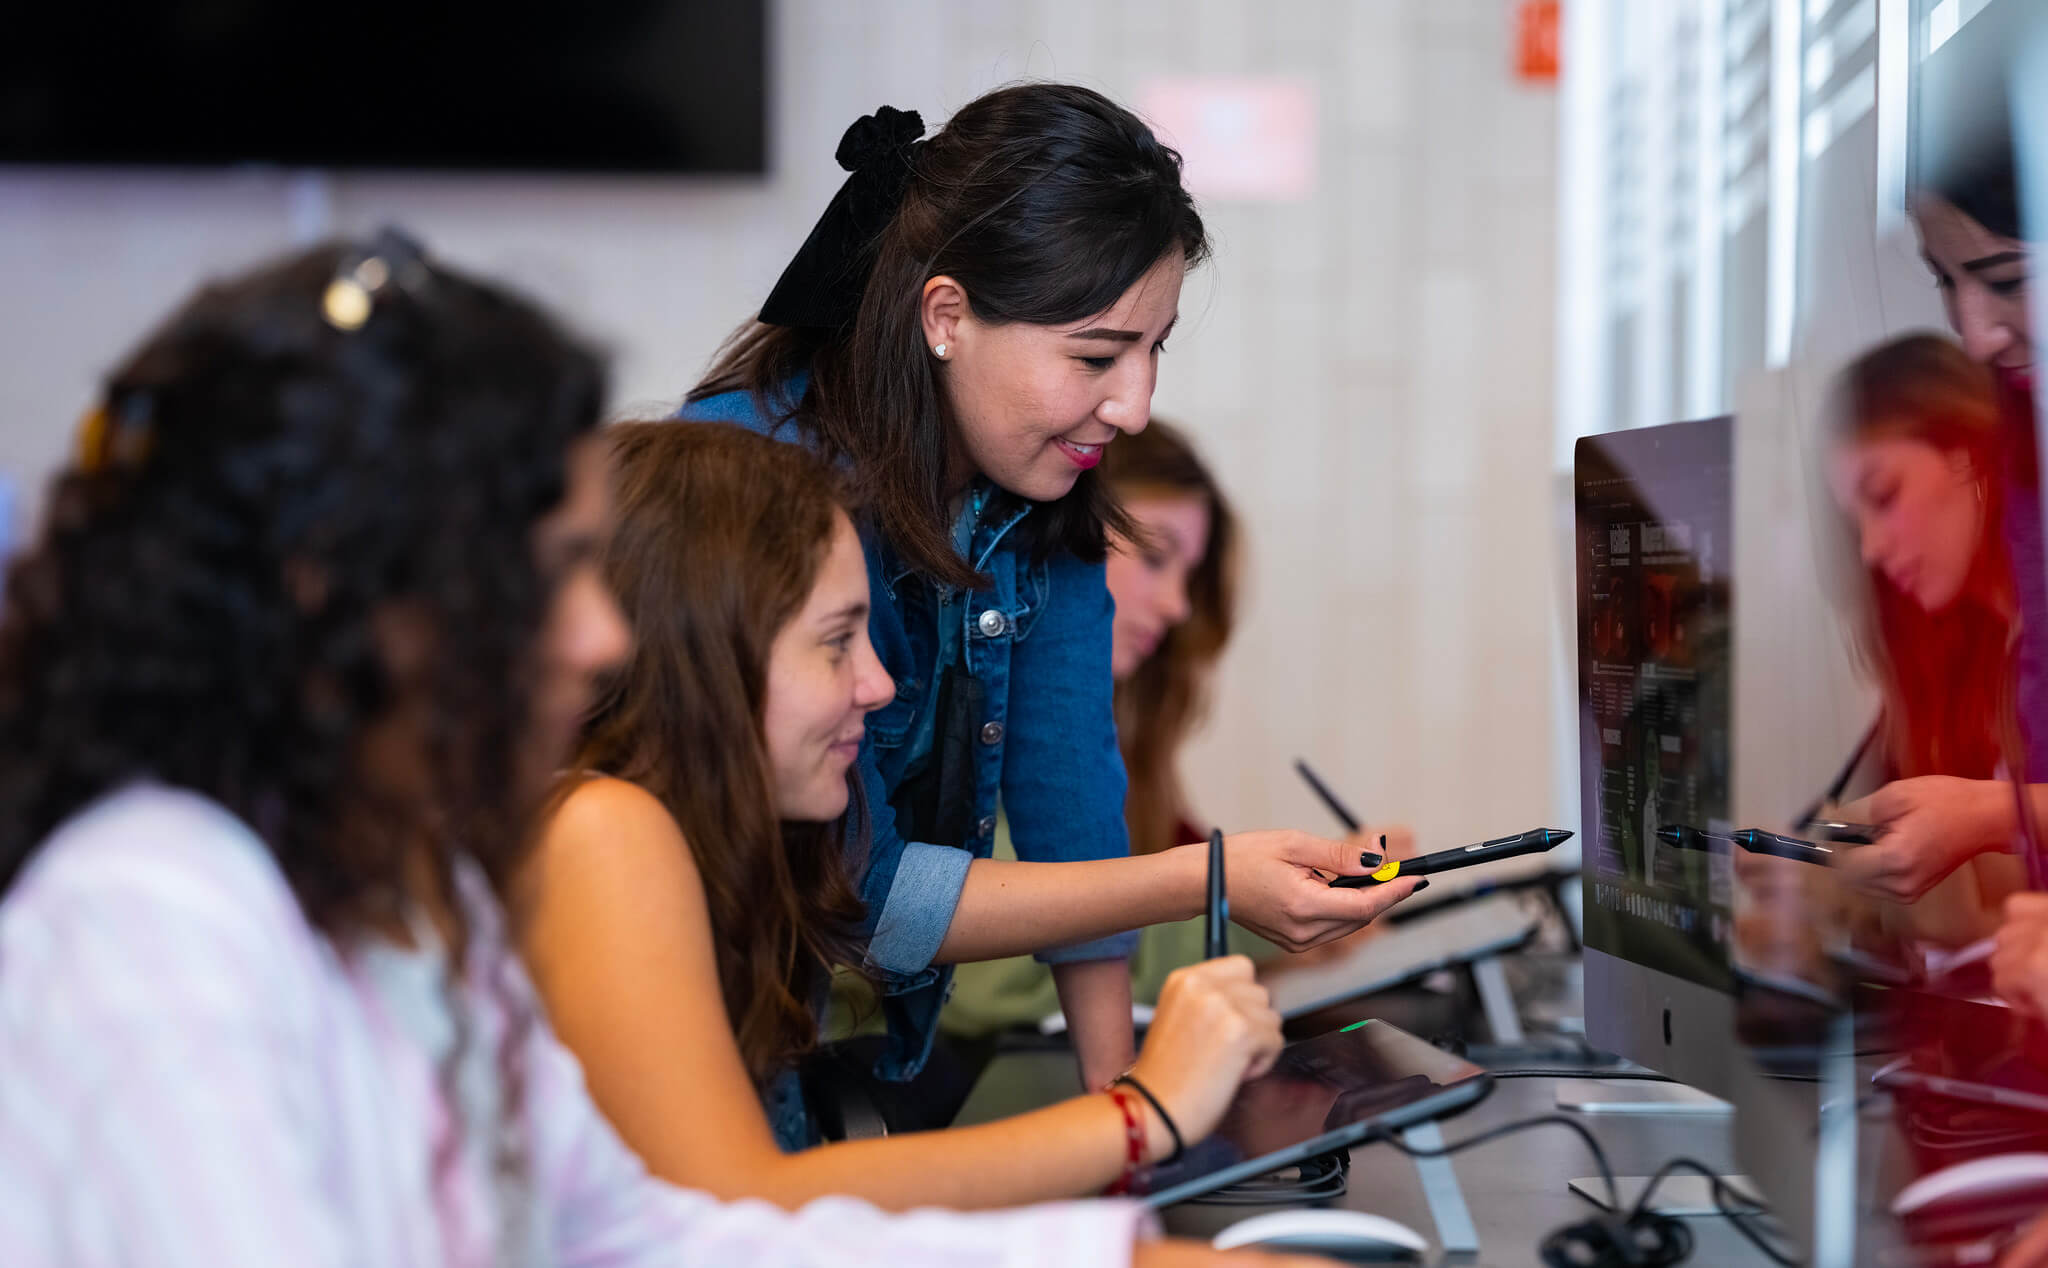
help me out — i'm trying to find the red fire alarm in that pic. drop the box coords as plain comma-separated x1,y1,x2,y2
1517,0,1561,83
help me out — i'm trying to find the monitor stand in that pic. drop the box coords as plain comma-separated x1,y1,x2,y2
1558,1076,1745,1223
1400,1119,1481,1255
1468,952,1525,1045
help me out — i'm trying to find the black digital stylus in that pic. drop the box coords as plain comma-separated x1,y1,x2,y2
1205,827,1228,959
1729,828,1835,864
1328,828,1573,887
1294,758,1362,833
1659,823,1847,864
1802,819,1880,845
1656,823,1725,854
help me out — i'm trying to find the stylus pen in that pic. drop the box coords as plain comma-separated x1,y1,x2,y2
1730,828,1835,863
1205,828,1228,959
1328,828,1573,887
1802,819,1880,845
1656,824,1728,854
1294,758,1362,833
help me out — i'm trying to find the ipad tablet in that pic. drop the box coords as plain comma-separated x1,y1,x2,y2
1137,1019,1492,1208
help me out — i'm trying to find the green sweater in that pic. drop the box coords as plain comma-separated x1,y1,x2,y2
935,813,1278,1040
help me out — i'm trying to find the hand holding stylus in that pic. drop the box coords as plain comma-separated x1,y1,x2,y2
1832,775,2011,902
1210,829,1425,951
1124,955,1283,1163
1326,828,1573,888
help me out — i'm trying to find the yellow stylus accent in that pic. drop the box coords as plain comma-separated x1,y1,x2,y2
1371,859,1402,882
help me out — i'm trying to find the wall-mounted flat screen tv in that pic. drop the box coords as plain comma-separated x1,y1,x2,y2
1,1,767,174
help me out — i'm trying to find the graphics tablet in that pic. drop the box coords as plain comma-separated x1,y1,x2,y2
1137,1019,1491,1208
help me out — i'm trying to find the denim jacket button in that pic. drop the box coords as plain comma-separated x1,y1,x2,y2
979,721,1005,745
977,608,1008,637
977,815,996,839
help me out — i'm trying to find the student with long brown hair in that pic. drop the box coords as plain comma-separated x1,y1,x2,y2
1828,6,2046,907
521,421,1294,1211
684,83,1419,1106
1825,333,2030,943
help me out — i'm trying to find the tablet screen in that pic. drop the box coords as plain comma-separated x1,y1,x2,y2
1136,1019,1489,1206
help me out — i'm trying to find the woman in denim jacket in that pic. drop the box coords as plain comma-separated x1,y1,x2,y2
685,85,1423,1128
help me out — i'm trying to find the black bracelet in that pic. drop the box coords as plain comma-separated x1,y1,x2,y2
1114,1073,1185,1165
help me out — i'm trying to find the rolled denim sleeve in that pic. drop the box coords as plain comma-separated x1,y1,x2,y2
847,736,971,980
867,842,973,977
1002,551,1141,965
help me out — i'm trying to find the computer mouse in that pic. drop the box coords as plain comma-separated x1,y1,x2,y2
1212,1209,1430,1263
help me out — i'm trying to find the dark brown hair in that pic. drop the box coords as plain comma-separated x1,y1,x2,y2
691,82,1208,589
0,239,606,1205
0,239,602,928
1104,420,1240,856
1830,333,2014,779
569,421,868,1082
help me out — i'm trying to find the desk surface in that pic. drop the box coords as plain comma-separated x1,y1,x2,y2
956,1051,1787,1266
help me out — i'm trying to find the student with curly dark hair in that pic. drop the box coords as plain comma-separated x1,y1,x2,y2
0,237,1268,1268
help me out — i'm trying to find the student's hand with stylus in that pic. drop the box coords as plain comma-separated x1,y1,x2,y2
1217,829,1427,952
1831,776,2011,902
1118,956,1282,1164
1280,826,1418,968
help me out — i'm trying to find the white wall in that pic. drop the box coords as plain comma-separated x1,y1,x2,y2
0,0,1563,847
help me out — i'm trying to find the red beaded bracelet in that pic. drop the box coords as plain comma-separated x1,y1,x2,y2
1102,1087,1147,1196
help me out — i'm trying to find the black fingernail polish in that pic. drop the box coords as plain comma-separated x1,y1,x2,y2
1360,850,1383,869
1413,879,1430,892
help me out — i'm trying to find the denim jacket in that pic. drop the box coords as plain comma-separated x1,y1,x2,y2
683,383,1139,1105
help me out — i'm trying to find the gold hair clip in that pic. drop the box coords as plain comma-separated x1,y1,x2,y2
321,229,430,332
74,397,154,475
74,404,112,473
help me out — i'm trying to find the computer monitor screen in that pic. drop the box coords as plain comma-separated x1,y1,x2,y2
1576,416,1738,1086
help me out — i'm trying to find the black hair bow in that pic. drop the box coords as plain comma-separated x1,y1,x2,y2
759,106,925,331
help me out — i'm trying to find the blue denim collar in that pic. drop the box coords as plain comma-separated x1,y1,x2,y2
880,480,1034,592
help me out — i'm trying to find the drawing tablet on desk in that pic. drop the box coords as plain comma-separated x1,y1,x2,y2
1262,891,1542,1020
1137,1020,1491,1208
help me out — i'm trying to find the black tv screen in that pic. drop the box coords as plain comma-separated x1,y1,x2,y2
0,1,767,174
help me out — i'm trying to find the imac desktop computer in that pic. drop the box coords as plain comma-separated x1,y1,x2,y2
1572,413,1869,1264
1574,416,1739,1104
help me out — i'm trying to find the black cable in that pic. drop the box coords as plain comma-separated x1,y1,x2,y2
1487,1068,1678,1083
1629,1156,1803,1267
1365,1112,1813,1267
1183,1149,1350,1206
